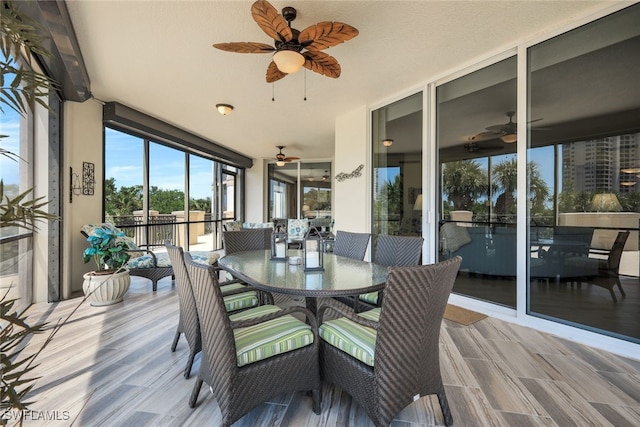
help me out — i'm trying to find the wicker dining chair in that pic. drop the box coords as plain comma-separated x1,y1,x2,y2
222,228,272,254
318,256,461,427
358,235,424,309
184,255,321,426
332,230,371,260
167,244,263,378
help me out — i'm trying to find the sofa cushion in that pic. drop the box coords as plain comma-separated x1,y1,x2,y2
125,250,220,269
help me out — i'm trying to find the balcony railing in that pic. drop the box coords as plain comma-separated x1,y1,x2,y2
110,213,224,251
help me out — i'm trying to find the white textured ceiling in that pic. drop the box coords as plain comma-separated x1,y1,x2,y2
65,0,618,164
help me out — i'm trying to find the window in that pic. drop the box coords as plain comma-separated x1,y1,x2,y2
527,3,640,342
437,56,517,308
267,161,333,222
0,54,34,311
372,92,423,241
105,128,242,251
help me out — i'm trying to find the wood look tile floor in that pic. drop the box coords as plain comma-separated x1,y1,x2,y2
19,277,640,426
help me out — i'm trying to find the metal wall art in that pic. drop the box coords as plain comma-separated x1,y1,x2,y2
82,161,95,195
335,164,364,182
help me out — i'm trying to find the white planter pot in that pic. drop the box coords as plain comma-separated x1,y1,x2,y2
82,269,131,306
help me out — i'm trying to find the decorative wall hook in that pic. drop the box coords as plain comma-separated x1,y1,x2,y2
69,162,95,203
70,167,82,203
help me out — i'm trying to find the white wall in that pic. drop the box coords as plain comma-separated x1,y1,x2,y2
245,159,265,222
60,100,104,299
334,106,369,234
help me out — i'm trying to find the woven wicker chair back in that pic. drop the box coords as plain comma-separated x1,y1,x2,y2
223,228,272,254
606,231,629,273
333,230,371,260
166,244,201,374
184,254,237,400
374,235,423,267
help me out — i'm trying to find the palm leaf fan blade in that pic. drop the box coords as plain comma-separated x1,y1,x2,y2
299,22,359,50
251,0,292,42
213,42,274,54
266,61,286,83
303,51,341,78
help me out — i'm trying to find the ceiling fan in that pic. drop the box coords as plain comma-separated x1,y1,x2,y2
213,0,359,83
275,145,300,166
470,111,546,143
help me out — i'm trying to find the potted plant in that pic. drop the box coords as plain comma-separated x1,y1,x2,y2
82,227,132,306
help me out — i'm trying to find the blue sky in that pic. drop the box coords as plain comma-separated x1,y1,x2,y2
106,128,214,199
0,108,21,188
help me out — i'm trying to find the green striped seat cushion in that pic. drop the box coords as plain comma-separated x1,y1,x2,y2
319,308,381,366
229,304,314,367
358,291,379,305
222,286,259,312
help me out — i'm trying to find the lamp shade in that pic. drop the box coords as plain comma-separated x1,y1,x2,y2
413,194,423,211
273,50,305,74
591,193,622,212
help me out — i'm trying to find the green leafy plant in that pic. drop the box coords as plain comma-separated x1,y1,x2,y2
82,228,131,272
1,1,56,115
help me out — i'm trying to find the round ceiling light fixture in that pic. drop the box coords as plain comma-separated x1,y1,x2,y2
273,50,305,74
382,139,394,147
216,103,234,115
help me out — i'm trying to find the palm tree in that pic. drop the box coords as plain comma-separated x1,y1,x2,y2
442,160,488,210
492,158,549,221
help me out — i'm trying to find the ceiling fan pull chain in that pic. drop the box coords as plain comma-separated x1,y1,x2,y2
304,68,307,101
272,83,275,102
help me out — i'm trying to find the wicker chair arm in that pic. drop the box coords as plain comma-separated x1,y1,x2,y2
318,299,379,330
230,306,318,331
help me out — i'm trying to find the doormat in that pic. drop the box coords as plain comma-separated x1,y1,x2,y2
444,305,487,326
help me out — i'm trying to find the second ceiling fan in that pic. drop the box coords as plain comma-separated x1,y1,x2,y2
274,146,300,166
470,111,546,144
213,0,359,83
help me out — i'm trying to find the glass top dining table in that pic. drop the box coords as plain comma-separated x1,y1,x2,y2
218,249,388,313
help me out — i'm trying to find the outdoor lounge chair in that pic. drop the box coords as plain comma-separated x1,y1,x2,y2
318,257,461,427
81,223,218,291
184,254,321,426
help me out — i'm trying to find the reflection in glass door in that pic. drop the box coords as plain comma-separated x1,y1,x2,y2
372,92,423,255
527,4,640,342
437,56,517,308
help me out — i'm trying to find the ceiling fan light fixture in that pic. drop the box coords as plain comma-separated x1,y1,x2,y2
382,139,394,147
216,103,234,115
273,50,305,74
501,133,517,143
276,160,286,167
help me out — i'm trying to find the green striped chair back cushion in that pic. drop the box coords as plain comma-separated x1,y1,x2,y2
358,291,379,305
229,305,314,367
219,282,248,294
319,308,381,366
